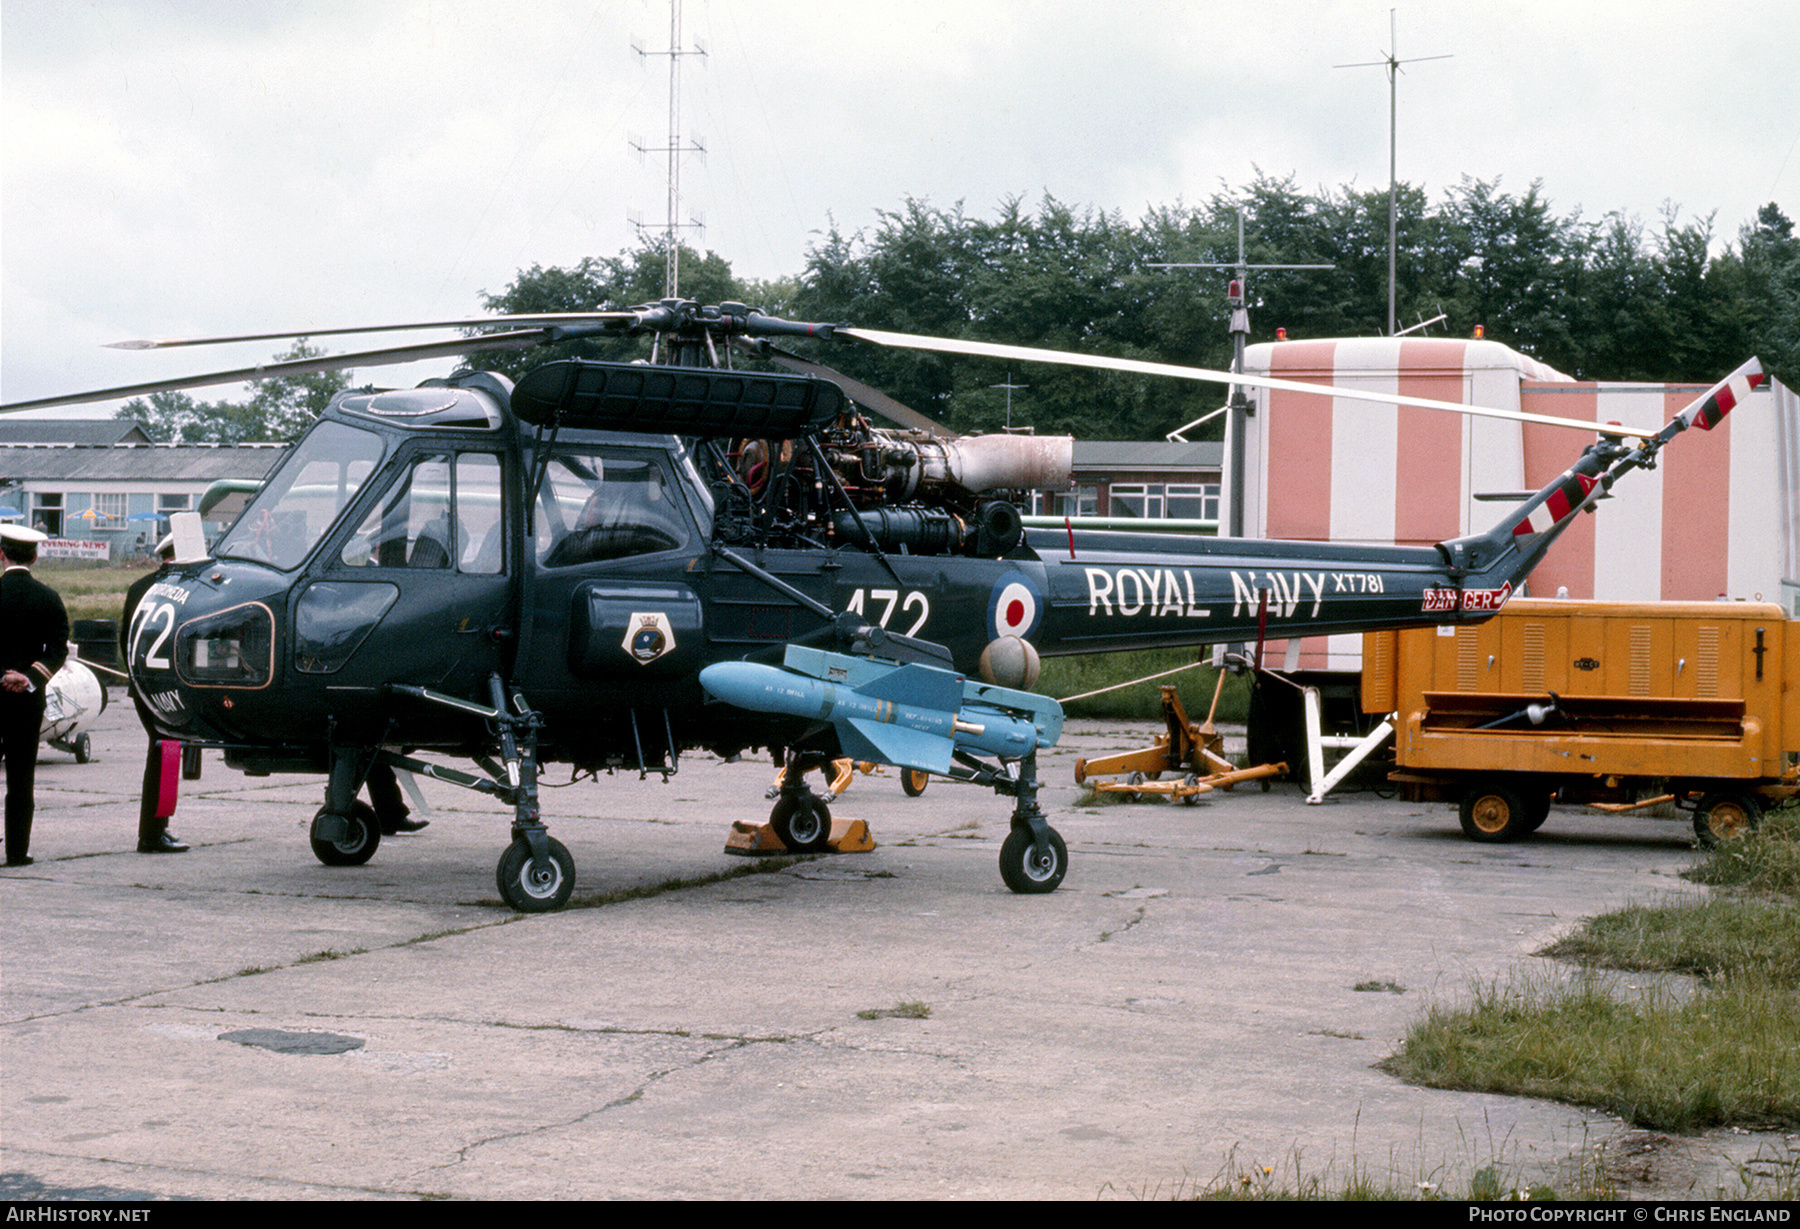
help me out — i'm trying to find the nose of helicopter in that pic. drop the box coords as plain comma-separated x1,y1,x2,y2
125,565,279,741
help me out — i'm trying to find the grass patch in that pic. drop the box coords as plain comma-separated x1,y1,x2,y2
1386,808,1800,1133
1179,1148,1604,1201
1383,972,1800,1131
1038,649,1248,722
37,561,152,623
1687,802,1800,899
856,1001,931,1020
1540,897,1800,984
1353,980,1406,994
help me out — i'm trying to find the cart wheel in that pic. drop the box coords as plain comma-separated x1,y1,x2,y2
901,767,930,798
1522,791,1552,833
1693,792,1760,848
1180,773,1201,806
1126,771,1146,802
1458,781,1532,843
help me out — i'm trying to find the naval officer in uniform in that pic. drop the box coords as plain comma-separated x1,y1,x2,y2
2,524,70,866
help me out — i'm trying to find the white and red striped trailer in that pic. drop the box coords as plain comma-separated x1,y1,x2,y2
1229,337,1799,679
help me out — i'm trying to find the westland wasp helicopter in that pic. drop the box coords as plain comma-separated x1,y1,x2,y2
1,302,1765,910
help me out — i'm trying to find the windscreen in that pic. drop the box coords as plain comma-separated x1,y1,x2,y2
215,422,386,571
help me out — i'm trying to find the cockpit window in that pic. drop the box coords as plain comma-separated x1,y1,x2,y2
215,422,385,571
536,451,687,567
338,451,505,574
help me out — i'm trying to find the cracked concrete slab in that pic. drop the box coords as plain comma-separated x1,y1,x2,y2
2,698,1789,1199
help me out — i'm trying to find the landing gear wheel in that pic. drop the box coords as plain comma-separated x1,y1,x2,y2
1181,773,1201,806
1693,793,1760,848
495,837,575,912
182,743,203,780
74,733,91,764
901,767,930,798
1458,781,1531,843
769,793,834,853
309,800,381,866
999,826,1067,894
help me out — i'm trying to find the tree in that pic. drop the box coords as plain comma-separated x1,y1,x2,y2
118,340,347,443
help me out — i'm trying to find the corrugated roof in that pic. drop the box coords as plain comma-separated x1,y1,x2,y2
0,420,154,446
0,444,285,483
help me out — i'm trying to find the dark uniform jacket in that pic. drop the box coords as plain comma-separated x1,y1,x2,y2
1,566,70,687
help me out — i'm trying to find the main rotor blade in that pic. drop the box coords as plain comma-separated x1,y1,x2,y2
105,312,640,350
747,342,959,438
1,329,558,414
842,328,1664,438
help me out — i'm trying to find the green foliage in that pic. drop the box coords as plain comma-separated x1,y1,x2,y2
470,239,752,382
782,184,1800,442
1036,650,1248,723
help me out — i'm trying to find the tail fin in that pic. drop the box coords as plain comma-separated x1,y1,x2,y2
1448,358,1767,587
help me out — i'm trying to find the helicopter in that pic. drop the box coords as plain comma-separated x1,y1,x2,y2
0,301,1765,910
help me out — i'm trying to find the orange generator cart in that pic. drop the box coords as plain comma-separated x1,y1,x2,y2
1362,599,1799,845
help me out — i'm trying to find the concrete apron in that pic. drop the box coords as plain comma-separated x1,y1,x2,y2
1,698,1782,1199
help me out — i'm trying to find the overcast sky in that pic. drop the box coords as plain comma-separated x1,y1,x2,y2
4,0,1796,416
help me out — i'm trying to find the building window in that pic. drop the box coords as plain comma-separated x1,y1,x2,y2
158,493,192,512
92,493,129,523
1040,485,1097,517
30,493,63,536
1107,483,1163,519
1165,483,1220,522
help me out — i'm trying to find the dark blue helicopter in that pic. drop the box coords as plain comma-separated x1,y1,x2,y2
2,302,1764,909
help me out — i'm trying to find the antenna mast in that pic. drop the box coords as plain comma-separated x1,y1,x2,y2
1150,213,1332,537
1336,9,1450,336
633,0,706,297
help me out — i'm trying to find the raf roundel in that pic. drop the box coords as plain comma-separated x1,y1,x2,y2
988,572,1043,641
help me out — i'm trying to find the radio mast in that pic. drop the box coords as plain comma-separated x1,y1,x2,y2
632,0,706,297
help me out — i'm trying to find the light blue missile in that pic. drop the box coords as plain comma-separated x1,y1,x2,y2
699,646,1062,774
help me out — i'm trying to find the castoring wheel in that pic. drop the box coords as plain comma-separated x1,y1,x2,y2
1458,781,1532,843
769,792,834,853
999,825,1067,894
495,837,575,913
1693,792,1760,848
901,767,930,798
309,800,381,866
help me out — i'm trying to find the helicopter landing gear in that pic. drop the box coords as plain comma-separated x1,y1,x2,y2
999,823,1066,894
993,749,1067,895
310,801,381,866
496,833,575,913
768,790,833,853
769,753,836,853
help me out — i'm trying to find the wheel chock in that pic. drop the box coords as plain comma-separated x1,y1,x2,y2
723,816,876,856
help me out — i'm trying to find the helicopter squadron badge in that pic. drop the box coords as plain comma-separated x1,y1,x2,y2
624,612,675,664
